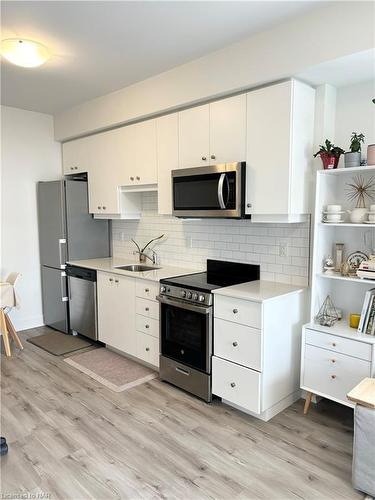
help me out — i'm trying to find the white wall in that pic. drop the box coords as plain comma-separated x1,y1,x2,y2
335,80,375,166
54,1,375,140
113,193,310,287
1,106,62,330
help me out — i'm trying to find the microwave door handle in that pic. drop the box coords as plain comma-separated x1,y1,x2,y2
218,173,226,209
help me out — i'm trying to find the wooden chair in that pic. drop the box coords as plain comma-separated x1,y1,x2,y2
1,272,23,356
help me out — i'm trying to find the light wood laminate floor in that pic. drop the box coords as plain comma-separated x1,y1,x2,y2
1,327,362,500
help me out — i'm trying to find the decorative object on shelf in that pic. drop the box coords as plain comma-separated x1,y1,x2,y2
367,144,375,166
346,174,375,223
323,255,335,275
345,132,365,168
357,258,375,280
341,261,351,277
315,295,340,327
322,204,345,223
347,250,369,270
314,139,345,170
364,230,375,253
349,313,361,329
366,206,375,224
358,288,375,333
334,243,344,272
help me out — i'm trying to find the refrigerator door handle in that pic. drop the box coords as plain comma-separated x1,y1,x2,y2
60,271,68,302
59,239,67,269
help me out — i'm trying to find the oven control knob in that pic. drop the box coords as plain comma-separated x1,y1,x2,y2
180,290,186,298
198,294,205,303
160,286,166,293
187,291,192,299
193,293,199,301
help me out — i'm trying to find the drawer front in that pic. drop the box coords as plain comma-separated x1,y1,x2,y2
305,329,371,361
136,280,159,301
212,356,261,413
214,295,261,329
136,297,159,320
136,332,159,368
136,315,159,338
303,344,371,404
214,318,262,371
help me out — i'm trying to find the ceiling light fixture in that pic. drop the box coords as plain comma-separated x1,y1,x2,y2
1,38,50,68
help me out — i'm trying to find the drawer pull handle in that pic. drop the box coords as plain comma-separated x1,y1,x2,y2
145,347,150,352
232,341,238,347
232,309,238,314
230,382,236,388
145,307,149,312
176,366,190,376
332,343,337,347
331,375,336,379
145,288,150,293
145,324,150,329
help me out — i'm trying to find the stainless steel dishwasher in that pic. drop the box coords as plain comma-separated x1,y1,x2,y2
66,265,98,340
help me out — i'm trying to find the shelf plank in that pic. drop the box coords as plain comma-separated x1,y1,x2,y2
304,321,375,344
318,165,375,175
317,273,375,285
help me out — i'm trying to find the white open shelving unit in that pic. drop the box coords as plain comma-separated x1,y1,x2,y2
310,165,375,328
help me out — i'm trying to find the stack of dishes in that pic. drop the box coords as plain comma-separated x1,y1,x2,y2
366,205,375,224
322,205,345,223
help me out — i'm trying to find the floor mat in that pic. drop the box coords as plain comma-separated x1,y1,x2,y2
27,331,92,356
64,347,157,392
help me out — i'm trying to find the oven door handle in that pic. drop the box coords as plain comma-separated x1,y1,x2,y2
157,295,211,314
218,173,226,209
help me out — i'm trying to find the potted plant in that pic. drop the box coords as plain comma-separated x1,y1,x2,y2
314,140,345,170
345,132,365,168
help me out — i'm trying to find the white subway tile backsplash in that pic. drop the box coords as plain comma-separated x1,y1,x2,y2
112,192,310,286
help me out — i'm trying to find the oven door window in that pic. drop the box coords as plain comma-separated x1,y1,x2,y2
161,302,209,372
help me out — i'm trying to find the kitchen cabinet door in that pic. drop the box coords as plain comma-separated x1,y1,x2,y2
246,81,292,216
178,104,209,168
62,136,93,175
209,95,246,164
97,272,136,355
87,132,120,215
134,120,157,185
156,114,179,214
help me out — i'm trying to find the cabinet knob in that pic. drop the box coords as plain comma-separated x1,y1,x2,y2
145,288,149,293
146,347,150,352
331,359,336,363
102,206,106,210
230,382,236,388
247,203,252,208
130,176,134,181
145,307,149,312
98,206,102,210
201,156,207,161
70,167,74,170
233,309,238,314
75,167,78,170
136,176,140,181
232,341,238,347
332,343,337,347
115,279,119,283
331,375,336,379
211,154,216,160
145,324,150,329
109,278,113,282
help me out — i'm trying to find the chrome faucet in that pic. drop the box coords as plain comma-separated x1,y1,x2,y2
131,235,164,264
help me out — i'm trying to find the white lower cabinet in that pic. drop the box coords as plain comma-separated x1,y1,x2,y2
98,273,159,368
212,357,261,413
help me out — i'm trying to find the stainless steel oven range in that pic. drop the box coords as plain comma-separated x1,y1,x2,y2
157,260,260,402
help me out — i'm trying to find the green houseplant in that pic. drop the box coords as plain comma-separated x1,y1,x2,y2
314,140,345,170
345,132,365,168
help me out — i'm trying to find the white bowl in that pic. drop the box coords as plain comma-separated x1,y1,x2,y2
326,204,342,213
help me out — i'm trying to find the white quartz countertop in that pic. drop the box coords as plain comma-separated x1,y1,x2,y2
67,257,203,282
213,280,305,302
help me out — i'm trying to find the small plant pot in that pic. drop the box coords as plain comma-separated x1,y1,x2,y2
319,152,340,170
345,152,361,168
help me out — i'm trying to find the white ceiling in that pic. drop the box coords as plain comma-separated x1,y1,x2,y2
1,1,323,115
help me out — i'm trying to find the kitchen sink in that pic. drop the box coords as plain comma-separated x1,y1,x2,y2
114,264,160,272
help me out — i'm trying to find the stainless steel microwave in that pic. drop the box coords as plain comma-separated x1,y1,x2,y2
172,162,246,218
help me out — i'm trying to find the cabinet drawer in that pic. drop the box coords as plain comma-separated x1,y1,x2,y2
214,295,261,329
136,315,159,338
136,280,159,301
136,332,159,368
214,318,261,371
305,329,371,361
136,298,159,320
302,344,371,405
212,356,261,413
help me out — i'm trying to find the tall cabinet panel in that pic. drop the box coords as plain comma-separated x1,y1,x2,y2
156,114,179,215
135,120,157,185
209,94,247,164
178,104,210,168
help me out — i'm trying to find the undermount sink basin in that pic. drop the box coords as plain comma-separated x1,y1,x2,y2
115,264,160,272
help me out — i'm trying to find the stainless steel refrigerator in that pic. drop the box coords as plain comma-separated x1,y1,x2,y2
37,178,110,333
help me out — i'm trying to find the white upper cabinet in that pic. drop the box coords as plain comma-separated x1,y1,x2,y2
156,114,179,215
62,136,93,174
246,80,315,222
209,94,247,164
178,104,210,168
